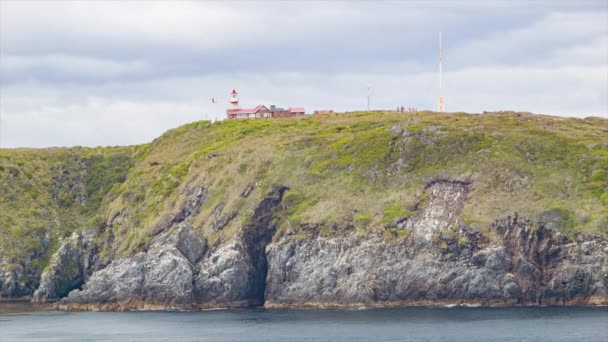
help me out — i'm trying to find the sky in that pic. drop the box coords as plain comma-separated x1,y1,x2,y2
0,0,607,148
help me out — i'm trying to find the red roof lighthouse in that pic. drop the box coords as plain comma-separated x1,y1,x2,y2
229,89,239,109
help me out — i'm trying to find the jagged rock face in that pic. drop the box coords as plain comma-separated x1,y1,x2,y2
194,185,288,306
154,223,207,265
264,182,607,307
61,222,207,309
40,181,607,310
265,236,514,306
265,216,608,307
493,215,608,304
194,241,254,306
0,262,27,298
57,186,286,310
32,232,95,303
1,233,50,299
52,185,210,307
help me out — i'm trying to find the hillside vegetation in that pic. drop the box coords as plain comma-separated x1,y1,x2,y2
95,111,608,259
1,111,607,293
0,146,140,289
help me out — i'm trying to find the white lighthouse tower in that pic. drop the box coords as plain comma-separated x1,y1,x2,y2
229,89,239,109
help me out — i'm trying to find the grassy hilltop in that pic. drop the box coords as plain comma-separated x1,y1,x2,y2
1,111,607,282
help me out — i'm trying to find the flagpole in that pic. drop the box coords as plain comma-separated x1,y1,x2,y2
210,97,217,122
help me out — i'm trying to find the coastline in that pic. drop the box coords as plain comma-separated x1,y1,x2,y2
52,296,608,312
0,298,53,315
3,303,607,342
2,296,606,314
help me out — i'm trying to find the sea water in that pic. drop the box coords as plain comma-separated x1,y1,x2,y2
1,303,607,341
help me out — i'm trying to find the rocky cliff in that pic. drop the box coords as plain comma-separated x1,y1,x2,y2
266,214,608,307
1,147,136,299
53,181,608,310
0,111,606,309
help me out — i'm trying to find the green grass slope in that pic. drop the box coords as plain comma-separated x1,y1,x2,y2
90,111,607,259
1,111,607,285
0,146,140,279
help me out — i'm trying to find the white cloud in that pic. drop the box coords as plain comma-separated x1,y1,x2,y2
1,95,205,148
1,2,240,52
548,36,608,66
2,62,605,147
1,2,412,54
1,54,149,82
448,11,608,68
0,1,606,147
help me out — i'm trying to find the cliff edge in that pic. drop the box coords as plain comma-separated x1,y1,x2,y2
0,111,606,309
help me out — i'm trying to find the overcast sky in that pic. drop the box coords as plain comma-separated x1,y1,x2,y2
0,1,607,148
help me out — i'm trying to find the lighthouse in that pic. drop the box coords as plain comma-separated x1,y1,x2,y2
229,89,239,109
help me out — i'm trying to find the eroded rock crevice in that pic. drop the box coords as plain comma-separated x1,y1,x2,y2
492,214,608,305
194,185,287,306
241,185,288,304
55,185,287,310
264,182,607,307
35,178,608,309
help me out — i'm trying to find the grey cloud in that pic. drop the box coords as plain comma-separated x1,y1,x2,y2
0,1,606,147
3,1,591,84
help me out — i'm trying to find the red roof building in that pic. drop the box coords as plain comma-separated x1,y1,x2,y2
290,108,305,115
226,105,272,119
225,90,306,120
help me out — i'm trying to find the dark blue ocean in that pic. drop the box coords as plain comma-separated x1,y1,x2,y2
1,303,607,341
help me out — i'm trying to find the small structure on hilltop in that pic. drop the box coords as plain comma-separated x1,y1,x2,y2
438,32,445,113
225,90,305,120
226,104,272,119
229,89,239,109
270,105,305,118
313,110,334,115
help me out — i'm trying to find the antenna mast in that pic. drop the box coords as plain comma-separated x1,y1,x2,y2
438,32,445,113
0,102,3,147
367,84,373,112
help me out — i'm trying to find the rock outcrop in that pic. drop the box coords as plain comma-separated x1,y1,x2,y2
1,262,28,298
195,186,287,307
36,182,607,310
494,215,608,305
60,222,207,310
265,220,608,307
264,202,608,307
1,233,50,299
4,112,606,310
32,232,96,303
57,186,287,310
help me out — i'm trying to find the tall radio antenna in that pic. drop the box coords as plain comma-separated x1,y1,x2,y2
438,32,445,113
367,84,373,112
0,102,3,147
